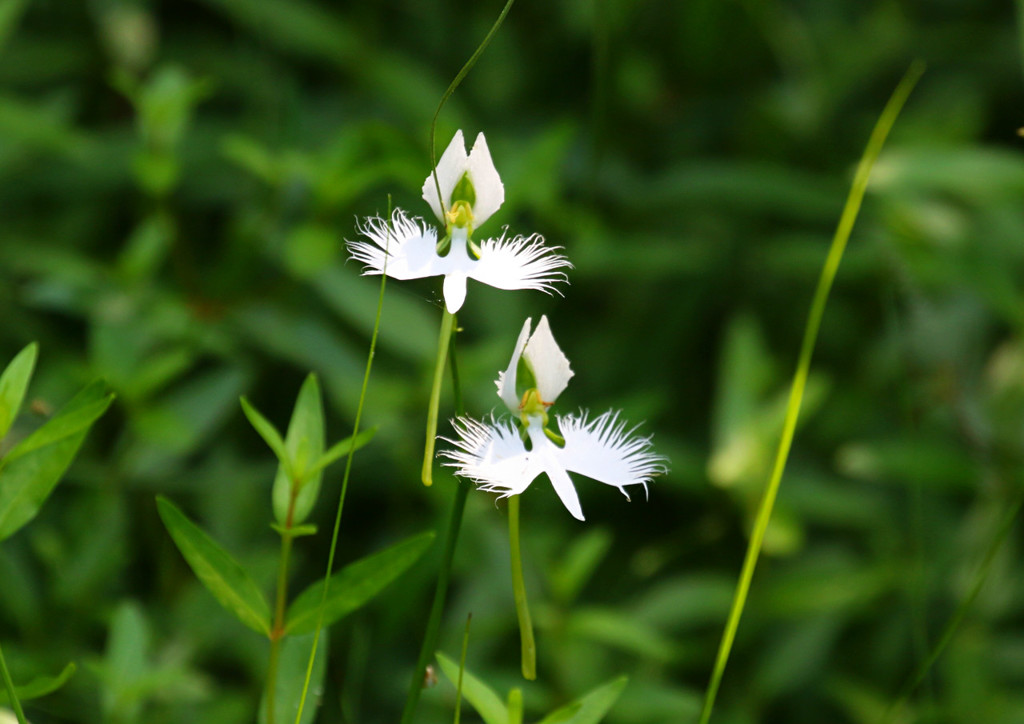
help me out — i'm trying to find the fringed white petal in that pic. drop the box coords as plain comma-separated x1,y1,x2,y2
496,318,533,414
442,417,539,497
422,130,467,223
466,132,504,228
346,209,440,280
555,410,667,500
470,232,571,296
523,315,573,406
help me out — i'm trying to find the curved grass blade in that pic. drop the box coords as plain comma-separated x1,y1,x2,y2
537,675,628,724
697,62,925,724
157,496,272,636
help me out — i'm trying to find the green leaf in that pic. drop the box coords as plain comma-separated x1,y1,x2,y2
156,496,271,636
537,676,628,724
0,662,76,705
272,374,324,527
258,630,328,724
240,396,291,476
435,652,507,724
306,426,376,477
100,601,150,723
0,380,114,541
0,342,37,443
285,530,434,634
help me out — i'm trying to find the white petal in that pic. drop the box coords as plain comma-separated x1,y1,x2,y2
442,417,540,497
526,420,584,520
347,209,441,280
442,272,468,313
523,315,573,405
466,132,504,228
496,318,533,413
469,233,571,297
555,410,667,500
422,130,468,222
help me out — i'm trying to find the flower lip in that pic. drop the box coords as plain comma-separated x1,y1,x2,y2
422,130,504,230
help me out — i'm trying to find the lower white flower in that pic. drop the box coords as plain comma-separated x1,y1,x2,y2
347,209,570,314
444,410,666,522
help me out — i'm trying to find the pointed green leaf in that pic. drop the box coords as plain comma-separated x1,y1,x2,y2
0,662,76,705
272,374,324,526
537,676,628,724
156,496,271,636
435,652,507,724
99,601,150,722
240,396,292,475
0,342,38,443
0,381,114,541
307,425,376,477
286,531,435,634
257,630,328,724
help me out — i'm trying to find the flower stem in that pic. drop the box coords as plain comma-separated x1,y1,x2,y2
508,495,536,680
697,62,923,724
0,639,28,724
401,323,468,724
422,309,455,486
267,504,296,724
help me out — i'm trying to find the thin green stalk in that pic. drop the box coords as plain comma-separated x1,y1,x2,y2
508,495,536,680
293,197,392,724
401,323,469,724
422,310,456,486
881,487,1024,723
0,639,28,724
266,526,295,724
427,0,517,217
697,62,924,724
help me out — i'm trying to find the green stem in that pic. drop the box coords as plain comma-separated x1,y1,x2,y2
293,198,392,724
422,310,455,486
697,62,923,724
267,506,296,724
881,487,1024,723
0,639,28,724
454,613,472,724
508,495,536,680
401,324,468,724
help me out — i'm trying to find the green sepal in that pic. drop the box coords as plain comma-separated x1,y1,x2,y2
0,662,76,705
271,374,324,527
156,496,272,637
271,522,317,538
0,342,38,443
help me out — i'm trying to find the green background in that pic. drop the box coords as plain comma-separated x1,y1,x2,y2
2,0,1024,722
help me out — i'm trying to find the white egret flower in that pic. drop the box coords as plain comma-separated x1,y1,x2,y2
444,316,667,521
346,131,570,314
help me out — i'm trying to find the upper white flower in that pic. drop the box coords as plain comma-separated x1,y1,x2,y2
444,316,667,521
346,131,571,314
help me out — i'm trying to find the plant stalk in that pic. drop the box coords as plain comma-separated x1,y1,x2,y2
422,310,455,486
0,639,28,724
508,495,536,680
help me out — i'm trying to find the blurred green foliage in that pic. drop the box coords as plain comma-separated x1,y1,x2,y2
1,0,1024,722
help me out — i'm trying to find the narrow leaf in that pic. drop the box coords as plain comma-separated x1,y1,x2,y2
307,426,376,477
258,631,328,724
0,381,114,541
157,496,271,636
435,652,507,724
272,373,324,526
0,662,76,705
286,531,434,634
240,396,292,474
0,342,37,443
537,676,628,724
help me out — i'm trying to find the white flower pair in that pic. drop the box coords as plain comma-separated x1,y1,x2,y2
444,316,667,521
347,130,571,314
